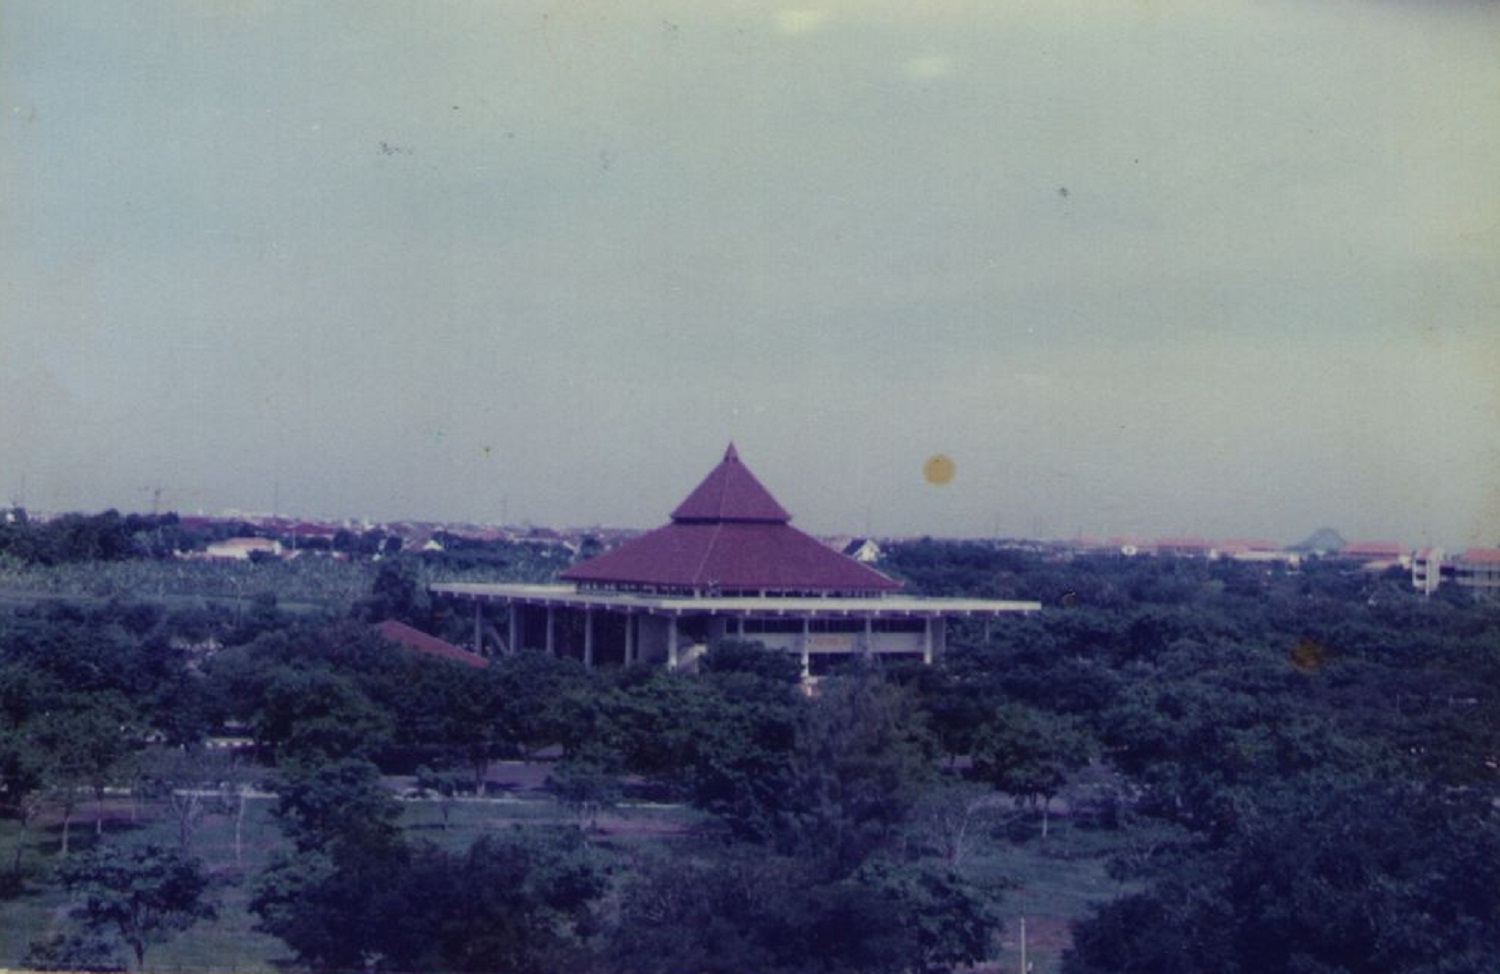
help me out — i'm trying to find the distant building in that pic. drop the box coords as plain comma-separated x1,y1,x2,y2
1453,547,1500,600
202,537,282,561
1411,547,1444,595
1333,540,1409,566
840,537,883,564
432,445,1039,675
1154,537,1217,558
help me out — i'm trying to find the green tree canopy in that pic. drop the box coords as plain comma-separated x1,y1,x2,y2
55,843,216,971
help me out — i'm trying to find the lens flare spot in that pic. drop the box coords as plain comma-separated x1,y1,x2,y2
923,454,956,486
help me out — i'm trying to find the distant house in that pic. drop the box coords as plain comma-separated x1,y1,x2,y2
1154,537,1217,558
203,537,282,561
1061,536,1112,555
1334,541,1409,570
1453,548,1500,600
840,538,883,563
1219,539,1300,567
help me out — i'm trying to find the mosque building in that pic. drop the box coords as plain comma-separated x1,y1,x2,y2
432,445,1039,674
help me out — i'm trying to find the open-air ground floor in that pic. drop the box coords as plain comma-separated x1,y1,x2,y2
431,582,1041,675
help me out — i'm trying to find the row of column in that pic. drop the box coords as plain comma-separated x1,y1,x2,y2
482,601,934,670
493,602,656,667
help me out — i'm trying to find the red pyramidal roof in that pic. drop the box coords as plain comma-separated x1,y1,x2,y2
671,443,791,523
561,445,901,595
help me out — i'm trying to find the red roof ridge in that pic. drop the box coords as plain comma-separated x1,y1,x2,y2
374,619,488,669
692,521,724,584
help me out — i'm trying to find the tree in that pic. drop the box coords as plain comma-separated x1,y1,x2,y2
414,763,471,830
138,746,241,853
357,558,430,626
432,664,527,792
251,667,394,764
780,674,936,873
253,757,410,971
970,704,1093,838
682,667,801,840
250,840,407,972
0,728,48,875
271,757,401,854
31,700,135,852
700,638,805,685
55,843,216,970
22,930,121,972
253,831,607,974
805,859,997,974
903,778,998,867
1064,778,1500,974
392,832,607,974
610,847,997,974
548,752,622,830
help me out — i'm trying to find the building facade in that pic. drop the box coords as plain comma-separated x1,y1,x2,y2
1452,547,1500,599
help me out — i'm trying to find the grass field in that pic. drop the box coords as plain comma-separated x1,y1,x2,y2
0,770,1126,974
0,769,713,973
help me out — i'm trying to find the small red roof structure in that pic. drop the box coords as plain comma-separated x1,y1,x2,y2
374,619,488,669
1458,547,1500,564
560,444,901,595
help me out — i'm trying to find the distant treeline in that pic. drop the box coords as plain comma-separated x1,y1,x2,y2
0,510,191,564
0,508,581,580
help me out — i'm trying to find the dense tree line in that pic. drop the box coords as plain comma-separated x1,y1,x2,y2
0,510,186,565
0,535,1496,971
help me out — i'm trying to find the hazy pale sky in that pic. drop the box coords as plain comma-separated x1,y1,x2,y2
3,0,1498,547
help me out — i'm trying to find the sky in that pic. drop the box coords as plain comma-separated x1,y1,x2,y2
2,0,1498,547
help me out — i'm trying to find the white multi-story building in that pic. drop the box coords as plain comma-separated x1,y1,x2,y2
1411,547,1444,595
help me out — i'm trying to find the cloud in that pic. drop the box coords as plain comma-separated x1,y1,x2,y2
773,8,831,35
902,55,954,80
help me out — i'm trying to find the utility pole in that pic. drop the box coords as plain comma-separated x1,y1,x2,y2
1019,916,1029,974
140,485,201,516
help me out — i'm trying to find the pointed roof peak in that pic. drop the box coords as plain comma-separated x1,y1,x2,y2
671,445,791,523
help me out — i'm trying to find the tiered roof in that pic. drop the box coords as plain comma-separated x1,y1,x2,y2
560,444,901,595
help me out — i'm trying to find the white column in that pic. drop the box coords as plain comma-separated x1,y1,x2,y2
506,604,518,653
624,614,635,664
922,617,934,665
667,618,679,669
545,607,556,655
584,609,594,669
800,618,811,678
